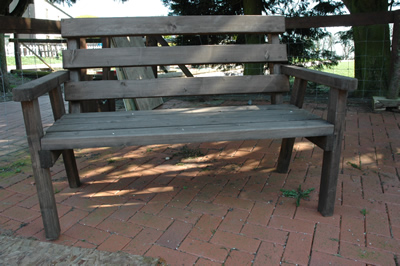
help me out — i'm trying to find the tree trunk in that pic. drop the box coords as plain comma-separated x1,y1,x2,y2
0,34,10,94
243,0,264,75
387,11,400,99
342,0,391,97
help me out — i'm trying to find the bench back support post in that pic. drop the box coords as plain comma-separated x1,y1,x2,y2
276,77,308,173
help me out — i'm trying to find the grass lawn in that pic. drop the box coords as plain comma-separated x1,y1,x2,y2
320,60,354,78
7,56,63,66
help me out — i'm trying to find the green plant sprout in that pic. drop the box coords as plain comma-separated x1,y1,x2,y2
280,185,315,207
347,161,362,170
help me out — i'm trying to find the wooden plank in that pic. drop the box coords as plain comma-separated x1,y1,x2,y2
61,16,285,37
281,65,358,91
60,104,301,119
286,11,395,29
46,110,321,133
0,17,61,34
62,44,287,69
13,71,69,102
289,77,308,108
21,100,60,240
42,119,333,150
65,75,289,101
67,39,82,114
55,107,309,123
39,150,62,168
111,36,163,110
318,88,348,216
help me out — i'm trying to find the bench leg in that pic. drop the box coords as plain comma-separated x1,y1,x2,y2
276,138,295,173
33,165,61,240
62,149,80,188
318,88,347,216
21,100,60,240
318,148,341,216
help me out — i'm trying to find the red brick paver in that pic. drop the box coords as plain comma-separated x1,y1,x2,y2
1,97,400,265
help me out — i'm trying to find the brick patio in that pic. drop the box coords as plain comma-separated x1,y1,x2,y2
0,96,399,265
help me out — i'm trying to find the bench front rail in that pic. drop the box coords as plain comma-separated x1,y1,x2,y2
13,16,357,240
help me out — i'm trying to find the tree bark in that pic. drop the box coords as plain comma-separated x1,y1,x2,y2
387,10,400,99
342,0,391,97
243,0,264,75
0,33,10,93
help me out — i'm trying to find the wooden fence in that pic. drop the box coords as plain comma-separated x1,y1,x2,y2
0,11,399,96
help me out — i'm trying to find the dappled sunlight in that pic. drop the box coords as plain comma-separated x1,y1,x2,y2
359,153,377,165
90,201,145,209
293,141,314,151
132,186,175,195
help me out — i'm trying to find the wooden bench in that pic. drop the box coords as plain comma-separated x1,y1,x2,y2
13,16,357,240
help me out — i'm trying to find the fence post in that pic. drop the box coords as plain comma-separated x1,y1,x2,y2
14,33,22,70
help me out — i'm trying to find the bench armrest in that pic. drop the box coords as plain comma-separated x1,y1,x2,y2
13,71,70,102
281,65,358,91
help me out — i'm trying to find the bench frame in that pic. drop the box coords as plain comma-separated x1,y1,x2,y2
13,16,357,240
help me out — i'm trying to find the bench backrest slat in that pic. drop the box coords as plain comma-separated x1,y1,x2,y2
64,75,290,101
61,16,285,37
61,15,289,102
62,44,287,69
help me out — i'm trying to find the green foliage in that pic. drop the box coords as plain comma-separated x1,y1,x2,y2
7,56,62,66
162,0,345,69
360,208,368,216
347,161,362,170
280,185,315,207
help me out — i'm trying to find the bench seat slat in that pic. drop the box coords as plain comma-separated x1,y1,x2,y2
61,16,285,37
47,109,320,132
62,44,287,69
61,105,302,119
65,75,289,100
41,105,334,150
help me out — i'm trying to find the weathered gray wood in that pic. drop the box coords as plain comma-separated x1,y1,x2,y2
14,33,22,70
61,16,285,37
0,17,61,34
65,75,289,101
306,136,333,151
54,104,301,119
276,77,308,173
281,65,358,91
46,109,321,133
39,150,62,168
290,78,308,108
318,88,348,216
13,71,69,102
111,36,164,110
67,39,82,114
21,100,60,240
62,150,80,188
48,85,80,187
62,44,287,69
42,119,333,150
40,105,333,150
48,85,66,120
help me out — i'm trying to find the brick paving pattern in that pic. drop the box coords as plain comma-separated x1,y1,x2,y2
1,96,399,265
